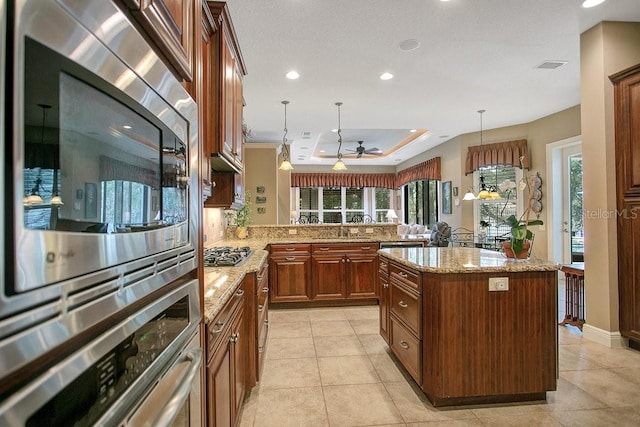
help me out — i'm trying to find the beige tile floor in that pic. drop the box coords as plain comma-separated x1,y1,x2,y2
239,305,640,427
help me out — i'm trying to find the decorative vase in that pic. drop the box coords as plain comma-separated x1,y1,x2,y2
236,226,247,239
502,240,530,259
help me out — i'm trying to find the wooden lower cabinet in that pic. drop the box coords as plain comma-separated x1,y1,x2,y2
379,271,390,343
379,255,557,407
269,244,312,302
206,286,246,426
311,243,379,302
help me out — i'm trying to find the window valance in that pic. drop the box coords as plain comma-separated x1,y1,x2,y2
465,139,529,175
100,156,158,188
291,173,397,189
395,157,441,188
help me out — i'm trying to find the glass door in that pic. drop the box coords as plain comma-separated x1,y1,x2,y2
561,145,583,263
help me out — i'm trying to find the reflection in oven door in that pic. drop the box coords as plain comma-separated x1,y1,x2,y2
0,280,202,427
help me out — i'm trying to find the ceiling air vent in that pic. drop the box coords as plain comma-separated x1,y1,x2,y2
535,60,568,70
301,131,312,139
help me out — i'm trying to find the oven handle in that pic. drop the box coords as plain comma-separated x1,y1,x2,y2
128,348,203,427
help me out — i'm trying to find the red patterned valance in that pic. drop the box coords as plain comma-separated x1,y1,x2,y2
395,157,441,188
291,173,397,189
465,139,529,175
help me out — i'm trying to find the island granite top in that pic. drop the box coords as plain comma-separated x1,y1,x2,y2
379,247,560,273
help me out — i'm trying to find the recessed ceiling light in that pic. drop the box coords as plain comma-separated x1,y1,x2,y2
331,129,338,133
582,0,606,8
379,72,394,80
399,39,421,52
286,70,300,79
440,0,452,2
440,135,450,138
409,129,417,133
320,149,326,153
123,125,132,129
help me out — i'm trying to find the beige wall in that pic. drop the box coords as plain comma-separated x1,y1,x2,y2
580,21,640,337
245,146,279,225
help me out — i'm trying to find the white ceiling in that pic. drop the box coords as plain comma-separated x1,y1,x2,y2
224,0,640,167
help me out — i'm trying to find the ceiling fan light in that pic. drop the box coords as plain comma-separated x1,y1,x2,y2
489,190,501,200
25,193,44,205
51,194,64,205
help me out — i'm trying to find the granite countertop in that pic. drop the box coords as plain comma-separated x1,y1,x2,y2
202,248,268,323
379,247,560,273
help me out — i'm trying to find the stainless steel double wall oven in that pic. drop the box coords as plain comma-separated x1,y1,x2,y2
1,0,201,425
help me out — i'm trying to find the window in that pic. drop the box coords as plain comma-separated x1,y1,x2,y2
403,180,438,227
294,187,394,223
23,168,58,229
101,180,151,225
374,188,392,222
475,165,522,238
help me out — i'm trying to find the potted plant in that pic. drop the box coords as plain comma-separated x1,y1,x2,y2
499,161,543,258
233,191,252,239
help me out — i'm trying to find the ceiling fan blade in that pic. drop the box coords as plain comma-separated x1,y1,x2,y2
364,148,383,155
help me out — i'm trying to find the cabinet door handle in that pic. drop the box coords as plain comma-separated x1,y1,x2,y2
257,274,264,281
383,283,389,289
236,289,245,297
264,319,269,326
285,256,296,261
319,247,330,251
258,346,265,353
258,304,264,312
262,286,269,293
230,332,240,343
380,262,387,268
210,321,225,334
361,246,371,250
398,301,408,308
399,340,410,349
285,248,295,251
398,272,408,278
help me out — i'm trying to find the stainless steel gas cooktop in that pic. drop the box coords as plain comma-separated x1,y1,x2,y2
203,246,252,267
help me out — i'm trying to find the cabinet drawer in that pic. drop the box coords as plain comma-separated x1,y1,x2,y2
207,286,245,360
311,243,378,254
390,262,421,292
270,244,311,254
390,281,421,337
390,317,422,385
379,257,390,275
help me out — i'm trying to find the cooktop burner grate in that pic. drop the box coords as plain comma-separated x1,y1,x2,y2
203,246,252,267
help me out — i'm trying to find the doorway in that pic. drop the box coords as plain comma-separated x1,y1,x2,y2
546,136,582,323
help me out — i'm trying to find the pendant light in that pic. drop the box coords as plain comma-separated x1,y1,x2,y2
278,100,294,171
475,109,500,200
332,102,347,171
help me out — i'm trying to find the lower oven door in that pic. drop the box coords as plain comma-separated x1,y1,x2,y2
0,279,201,427
126,329,202,427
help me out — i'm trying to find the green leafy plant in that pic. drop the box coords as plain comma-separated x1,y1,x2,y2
234,191,252,227
500,159,543,256
503,214,542,255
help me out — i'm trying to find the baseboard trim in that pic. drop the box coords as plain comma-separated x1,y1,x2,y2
582,324,628,348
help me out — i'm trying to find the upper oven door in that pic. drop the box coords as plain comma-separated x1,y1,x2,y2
9,0,199,293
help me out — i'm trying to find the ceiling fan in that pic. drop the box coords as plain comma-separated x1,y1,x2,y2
344,141,383,158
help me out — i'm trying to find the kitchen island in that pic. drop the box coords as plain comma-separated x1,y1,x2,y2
378,247,559,407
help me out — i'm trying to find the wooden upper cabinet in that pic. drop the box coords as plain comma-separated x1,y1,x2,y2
118,0,194,81
202,1,247,175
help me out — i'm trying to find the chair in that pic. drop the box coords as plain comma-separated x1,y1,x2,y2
450,227,475,247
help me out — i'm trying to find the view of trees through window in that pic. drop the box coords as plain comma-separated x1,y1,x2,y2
476,165,518,237
569,156,584,256
296,187,390,223
404,180,438,227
